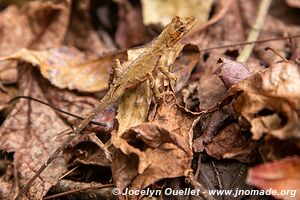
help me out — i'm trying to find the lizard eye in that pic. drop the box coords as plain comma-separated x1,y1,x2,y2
178,26,186,32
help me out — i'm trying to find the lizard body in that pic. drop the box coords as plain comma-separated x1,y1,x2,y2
16,16,196,199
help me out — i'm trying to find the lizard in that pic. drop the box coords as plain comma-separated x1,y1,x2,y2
15,16,197,199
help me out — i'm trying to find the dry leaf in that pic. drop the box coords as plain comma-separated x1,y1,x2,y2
216,58,252,88
285,0,300,9
229,61,300,140
115,0,152,48
0,0,70,84
112,93,197,192
141,0,213,27
116,47,152,135
247,156,300,200
0,47,127,92
64,133,111,167
64,0,113,55
172,44,200,93
0,66,68,199
205,123,260,163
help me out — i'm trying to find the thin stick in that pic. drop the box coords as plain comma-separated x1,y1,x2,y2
265,47,288,62
58,165,80,181
8,96,106,126
237,0,273,62
43,183,113,199
198,34,300,52
186,172,216,200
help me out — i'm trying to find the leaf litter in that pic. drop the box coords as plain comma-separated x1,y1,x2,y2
0,0,300,200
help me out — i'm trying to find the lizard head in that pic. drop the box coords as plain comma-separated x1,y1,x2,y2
163,16,197,47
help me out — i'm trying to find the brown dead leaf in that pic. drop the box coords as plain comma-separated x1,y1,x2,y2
0,0,70,84
0,47,127,92
205,123,260,163
216,58,252,88
115,0,152,48
111,93,197,192
247,156,300,200
0,66,68,199
197,75,227,111
285,0,300,9
64,133,111,167
64,0,114,55
229,61,300,140
260,136,300,161
172,44,200,93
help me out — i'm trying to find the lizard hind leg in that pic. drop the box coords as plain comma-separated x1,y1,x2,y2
147,72,164,99
157,54,177,86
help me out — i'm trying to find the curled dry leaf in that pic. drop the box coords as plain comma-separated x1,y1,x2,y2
229,61,300,140
216,57,252,88
247,156,300,200
205,123,260,163
0,66,68,199
285,0,300,9
64,133,111,167
111,93,197,192
0,47,127,92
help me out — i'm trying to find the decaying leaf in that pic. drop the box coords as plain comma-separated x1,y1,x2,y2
0,0,70,84
141,0,213,27
115,0,152,48
205,123,260,163
247,156,300,200
116,47,152,135
64,0,113,55
216,58,252,88
111,93,197,192
0,47,127,92
0,66,68,199
260,136,300,161
229,61,300,140
64,133,111,167
172,44,200,93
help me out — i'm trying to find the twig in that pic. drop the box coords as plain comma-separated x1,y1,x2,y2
186,172,216,200
43,183,113,199
8,96,106,126
198,34,300,52
237,0,273,62
265,47,288,62
58,165,80,181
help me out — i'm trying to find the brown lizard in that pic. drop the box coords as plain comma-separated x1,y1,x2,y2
16,16,196,199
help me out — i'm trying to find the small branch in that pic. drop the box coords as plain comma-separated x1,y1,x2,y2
43,183,113,199
186,172,216,200
8,96,106,126
198,34,300,52
237,0,273,62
